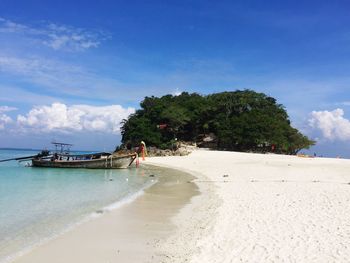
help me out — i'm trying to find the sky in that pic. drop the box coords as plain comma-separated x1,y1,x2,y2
0,0,350,155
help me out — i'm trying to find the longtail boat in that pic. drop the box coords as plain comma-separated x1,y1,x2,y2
0,142,138,169
32,152,137,169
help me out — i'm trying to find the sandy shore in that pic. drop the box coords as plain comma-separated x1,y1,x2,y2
12,166,198,263
147,150,350,262
12,150,350,262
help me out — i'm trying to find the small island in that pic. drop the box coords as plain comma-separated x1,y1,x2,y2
121,89,314,155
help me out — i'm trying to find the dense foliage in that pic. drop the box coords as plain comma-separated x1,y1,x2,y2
121,90,315,154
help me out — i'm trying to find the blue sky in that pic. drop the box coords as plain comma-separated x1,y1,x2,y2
0,0,350,155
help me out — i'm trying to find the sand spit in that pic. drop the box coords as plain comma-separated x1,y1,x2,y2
147,150,350,263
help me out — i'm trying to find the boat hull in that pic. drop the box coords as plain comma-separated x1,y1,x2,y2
32,154,136,169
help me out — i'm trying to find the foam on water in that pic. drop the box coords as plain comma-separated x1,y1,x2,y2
0,149,155,263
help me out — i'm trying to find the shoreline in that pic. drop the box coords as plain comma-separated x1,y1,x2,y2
11,165,199,263
145,162,219,262
3,178,156,263
0,165,155,263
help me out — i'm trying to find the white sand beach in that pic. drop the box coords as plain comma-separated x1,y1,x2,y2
13,150,350,263
147,150,350,262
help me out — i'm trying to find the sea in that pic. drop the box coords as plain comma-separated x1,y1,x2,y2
0,149,155,263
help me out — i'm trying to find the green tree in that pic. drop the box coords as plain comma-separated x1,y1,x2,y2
120,90,315,154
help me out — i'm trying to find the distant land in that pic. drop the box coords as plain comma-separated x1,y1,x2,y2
0,148,40,151
0,148,99,153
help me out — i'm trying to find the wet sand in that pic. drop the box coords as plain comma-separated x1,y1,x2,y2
13,166,199,263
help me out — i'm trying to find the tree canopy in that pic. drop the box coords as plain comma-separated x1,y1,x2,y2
120,90,315,154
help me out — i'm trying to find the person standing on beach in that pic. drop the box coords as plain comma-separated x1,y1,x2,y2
137,141,147,160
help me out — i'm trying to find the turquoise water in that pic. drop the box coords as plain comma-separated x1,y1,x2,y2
0,149,153,262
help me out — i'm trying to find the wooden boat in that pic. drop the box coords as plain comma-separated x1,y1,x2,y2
0,142,138,169
32,152,137,169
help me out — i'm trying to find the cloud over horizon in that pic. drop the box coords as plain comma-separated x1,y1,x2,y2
0,105,16,130
308,108,350,141
0,103,135,134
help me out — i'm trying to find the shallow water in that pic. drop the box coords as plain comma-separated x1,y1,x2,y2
0,149,153,262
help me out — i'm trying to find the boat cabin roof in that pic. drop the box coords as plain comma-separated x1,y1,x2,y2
52,141,73,154
52,142,73,146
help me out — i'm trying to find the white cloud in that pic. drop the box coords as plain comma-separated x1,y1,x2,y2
0,56,74,76
0,17,28,33
308,108,350,141
0,56,141,103
0,56,92,96
0,106,17,112
0,105,14,130
43,23,103,51
0,18,107,51
17,103,135,134
0,114,12,130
